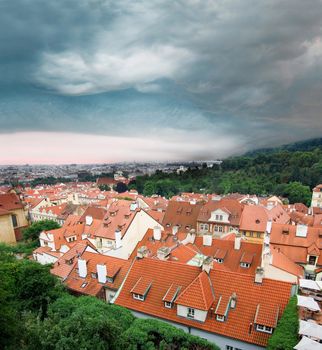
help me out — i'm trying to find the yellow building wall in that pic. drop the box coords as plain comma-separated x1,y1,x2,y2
241,230,264,244
0,214,16,244
11,208,29,228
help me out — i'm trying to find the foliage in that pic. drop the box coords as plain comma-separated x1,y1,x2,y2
0,244,218,350
98,184,111,191
119,318,220,350
131,146,322,204
267,296,299,350
115,182,128,193
23,220,60,242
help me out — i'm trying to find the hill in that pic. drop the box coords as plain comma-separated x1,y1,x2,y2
130,137,322,205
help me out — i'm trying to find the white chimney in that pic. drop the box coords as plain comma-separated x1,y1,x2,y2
97,264,107,283
296,224,308,237
234,233,241,250
78,258,87,278
203,234,212,246
153,226,162,241
202,256,213,274
130,202,138,211
172,225,179,235
115,229,122,249
255,267,264,284
266,219,272,234
85,215,93,226
230,292,237,309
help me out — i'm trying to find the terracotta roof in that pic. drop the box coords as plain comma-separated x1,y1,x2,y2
198,199,244,226
0,193,24,210
131,277,153,295
270,247,304,278
162,201,202,233
80,206,107,221
175,271,214,310
254,304,279,327
163,284,181,303
115,258,293,347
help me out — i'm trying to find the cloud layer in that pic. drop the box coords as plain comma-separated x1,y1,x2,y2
1,0,322,163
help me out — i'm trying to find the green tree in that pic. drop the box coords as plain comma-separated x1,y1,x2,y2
23,220,60,242
119,318,219,350
115,182,128,193
267,296,299,350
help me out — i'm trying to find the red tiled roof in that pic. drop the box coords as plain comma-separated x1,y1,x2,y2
163,284,181,303
254,304,279,328
174,271,214,310
0,193,24,210
270,247,304,278
198,199,244,226
215,294,231,316
162,201,202,233
131,277,153,295
115,258,293,347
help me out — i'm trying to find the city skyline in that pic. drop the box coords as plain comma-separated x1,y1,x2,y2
1,0,322,164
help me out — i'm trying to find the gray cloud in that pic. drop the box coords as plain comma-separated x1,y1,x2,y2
1,0,322,161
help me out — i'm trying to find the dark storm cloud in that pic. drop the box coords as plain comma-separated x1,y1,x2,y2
1,0,322,159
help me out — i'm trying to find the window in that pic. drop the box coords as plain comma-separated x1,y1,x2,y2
107,276,114,283
216,315,225,322
256,232,261,238
187,308,195,318
81,282,88,288
226,346,233,350
216,214,223,221
164,301,172,308
133,293,144,301
214,258,223,264
91,273,97,279
249,232,254,237
256,324,273,334
308,255,317,265
240,262,250,268
11,214,18,228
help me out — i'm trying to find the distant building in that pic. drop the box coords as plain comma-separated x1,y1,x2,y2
311,184,322,208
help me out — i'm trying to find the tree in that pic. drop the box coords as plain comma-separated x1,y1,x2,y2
267,296,299,350
118,318,219,350
281,182,312,206
23,220,60,242
115,182,128,193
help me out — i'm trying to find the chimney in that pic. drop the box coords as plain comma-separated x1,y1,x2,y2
130,202,138,211
85,215,93,226
115,229,122,249
157,246,171,260
230,292,237,309
255,267,264,284
153,226,162,241
203,234,212,247
172,225,179,235
137,246,149,259
266,219,272,234
202,256,213,274
296,224,308,237
78,258,87,278
234,233,241,250
97,264,107,283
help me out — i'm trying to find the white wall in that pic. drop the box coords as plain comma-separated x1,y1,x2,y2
177,305,207,322
264,264,299,283
33,252,58,265
104,210,163,259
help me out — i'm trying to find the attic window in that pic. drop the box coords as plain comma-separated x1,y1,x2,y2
187,307,195,319
214,258,223,264
216,315,225,322
240,262,250,268
164,301,173,308
81,282,88,288
107,276,114,283
133,293,144,301
255,219,260,224
256,325,273,334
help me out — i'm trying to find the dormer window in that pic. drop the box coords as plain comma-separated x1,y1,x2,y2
256,324,273,334
107,276,114,283
240,262,250,268
133,293,144,301
216,314,225,322
187,307,195,319
308,255,317,265
214,258,223,263
164,301,173,308
81,282,88,288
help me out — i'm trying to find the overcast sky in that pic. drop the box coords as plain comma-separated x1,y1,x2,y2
1,0,322,164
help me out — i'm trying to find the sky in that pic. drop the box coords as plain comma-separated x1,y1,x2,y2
1,0,322,164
